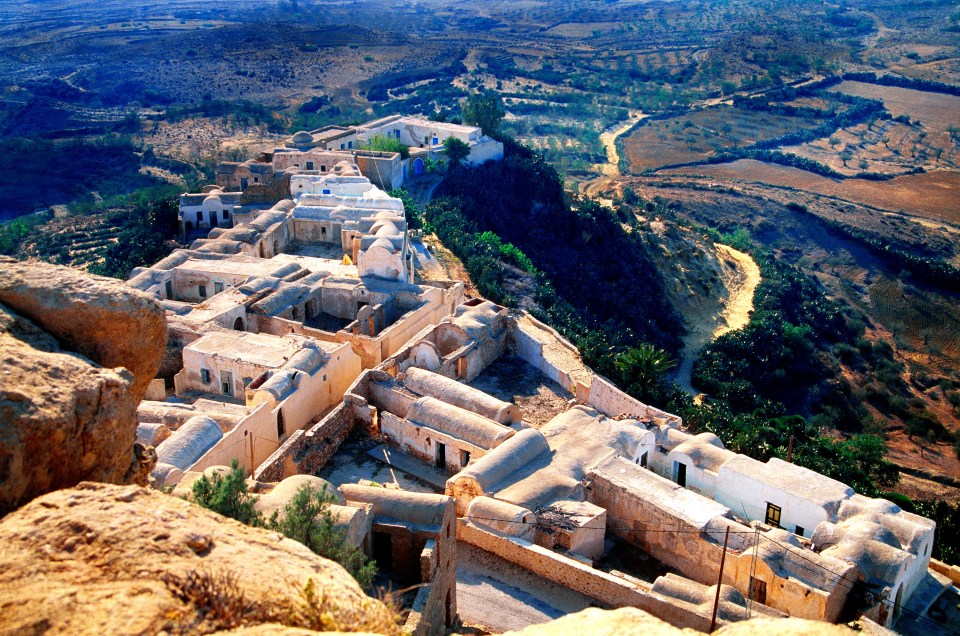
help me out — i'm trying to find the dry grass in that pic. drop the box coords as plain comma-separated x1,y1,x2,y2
162,569,404,635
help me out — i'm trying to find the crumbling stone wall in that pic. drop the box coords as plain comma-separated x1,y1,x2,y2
253,402,357,482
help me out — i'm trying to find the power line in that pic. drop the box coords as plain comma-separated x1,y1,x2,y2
456,513,956,634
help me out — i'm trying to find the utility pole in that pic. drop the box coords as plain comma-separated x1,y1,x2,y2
710,526,731,633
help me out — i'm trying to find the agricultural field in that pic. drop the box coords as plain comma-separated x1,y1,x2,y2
663,161,960,224
621,107,824,172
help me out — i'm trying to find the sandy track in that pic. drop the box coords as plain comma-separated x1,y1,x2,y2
714,244,761,337
676,244,760,395
597,114,646,177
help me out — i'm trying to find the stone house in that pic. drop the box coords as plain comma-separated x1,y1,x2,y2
340,485,458,636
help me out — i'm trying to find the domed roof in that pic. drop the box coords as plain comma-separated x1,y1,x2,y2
291,130,314,144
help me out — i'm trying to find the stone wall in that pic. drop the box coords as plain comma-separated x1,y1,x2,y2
587,375,683,425
457,520,745,632
253,402,357,481
586,457,853,621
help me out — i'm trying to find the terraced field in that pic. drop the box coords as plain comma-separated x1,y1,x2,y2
664,160,960,223
621,107,822,172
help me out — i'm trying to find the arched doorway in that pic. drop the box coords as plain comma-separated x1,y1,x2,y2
233,317,244,331
413,158,424,176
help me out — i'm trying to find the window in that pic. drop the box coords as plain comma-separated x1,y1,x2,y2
253,177,259,183
200,368,211,384
222,209,229,220
322,189,331,195
460,450,471,467
395,129,401,139
320,165,327,172
196,211,202,222
306,161,314,170
347,141,353,149
198,284,206,298
214,282,224,294
221,371,233,396
432,136,439,145
748,577,767,604
765,503,782,528
795,525,805,537
340,143,345,150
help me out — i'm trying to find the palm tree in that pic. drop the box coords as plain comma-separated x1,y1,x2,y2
615,344,676,393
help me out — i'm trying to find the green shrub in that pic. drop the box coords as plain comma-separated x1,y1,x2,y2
266,485,376,589
190,462,375,589
361,134,410,159
190,461,262,526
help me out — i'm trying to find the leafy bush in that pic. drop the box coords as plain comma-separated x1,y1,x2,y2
692,245,859,413
190,462,375,588
190,461,262,526
361,134,410,159
267,485,376,590
914,500,960,564
432,141,684,365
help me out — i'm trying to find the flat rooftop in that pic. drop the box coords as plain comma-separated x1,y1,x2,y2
187,332,340,367
720,455,854,507
177,257,284,279
591,454,731,531
272,251,358,278
180,289,247,323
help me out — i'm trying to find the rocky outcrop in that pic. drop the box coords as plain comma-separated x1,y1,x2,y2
0,483,399,635
0,259,166,515
0,256,167,399
0,307,137,514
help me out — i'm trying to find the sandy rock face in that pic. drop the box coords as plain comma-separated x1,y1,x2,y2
0,483,398,635
0,256,167,399
0,305,145,515
0,259,167,514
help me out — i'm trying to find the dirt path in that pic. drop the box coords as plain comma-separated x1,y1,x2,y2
676,244,761,395
597,113,646,177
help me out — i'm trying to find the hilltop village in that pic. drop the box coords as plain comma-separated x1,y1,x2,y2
101,114,960,635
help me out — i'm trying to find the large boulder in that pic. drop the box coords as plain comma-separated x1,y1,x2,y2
0,483,399,635
0,259,167,514
0,256,167,399
0,304,148,515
